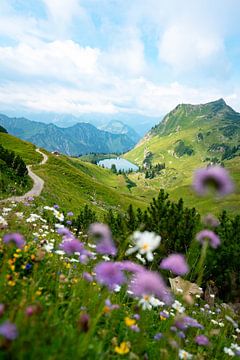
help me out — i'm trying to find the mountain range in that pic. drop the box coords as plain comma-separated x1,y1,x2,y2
0,115,137,155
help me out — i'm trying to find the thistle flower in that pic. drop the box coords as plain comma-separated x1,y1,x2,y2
160,254,189,275
129,270,172,305
126,231,161,261
59,238,84,255
193,166,234,197
0,321,18,340
196,230,221,249
95,262,126,290
3,233,25,249
89,223,117,256
195,335,209,346
202,213,220,228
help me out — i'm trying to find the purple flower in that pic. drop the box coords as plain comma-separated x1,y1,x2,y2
83,272,93,282
196,230,221,249
95,262,126,290
89,223,117,256
3,233,25,249
175,316,204,330
154,333,163,340
130,325,140,332
27,196,34,202
59,238,84,255
0,304,5,317
67,211,74,217
78,313,90,332
177,331,186,339
66,220,72,225
129,270,173,305
53,204,60,209
202,214,220,228
160,254,189,275
193,166,234,197
0,321,18,340
57,227,71,236
160,311,169,319
118,261,145,273
195,335,209,346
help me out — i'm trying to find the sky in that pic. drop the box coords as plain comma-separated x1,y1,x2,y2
0,0,240,119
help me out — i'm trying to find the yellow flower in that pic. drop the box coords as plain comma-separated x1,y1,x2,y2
8,280,16,287
35,290,42,296
114,342,130,355
124,317,136,327
160,316,167,321
13,253,19,258
10,265,15,271
16,249,22,253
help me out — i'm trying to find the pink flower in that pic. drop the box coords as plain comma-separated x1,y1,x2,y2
160,254,189,275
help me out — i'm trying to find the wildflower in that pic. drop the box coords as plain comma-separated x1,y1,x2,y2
193,166,234,197
95,262,126,290
114,342,130,355
83,272,93,282
0,321,18,340
172,300,185,314
103,299,119,313
53,204,59,209
59,238,84,255
154,333,163,340
196,230,220,249
129,270,172,305
202,213,220,228
125,317,136,327
179,349,193,359
126,231,161,261
160,311,169,320
224,347,235,356
78,313,90,332
160,254,189,275
25,305,40,317
130,324,140,332
0,304,5,317
0,216,8,229
89,223,117,256
66,220,72,225
118,261,144,274
175,316,203,330
139,295,163,310
67,211,74,217
195,335,209,346
57,227,71,236
3,233,25,249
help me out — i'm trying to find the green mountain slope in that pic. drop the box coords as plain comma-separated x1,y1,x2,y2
124,99,240,214
0,133,146,214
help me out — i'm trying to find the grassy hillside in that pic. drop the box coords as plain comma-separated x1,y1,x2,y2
0,133,42,164
0,133,147,214
124,99,240,215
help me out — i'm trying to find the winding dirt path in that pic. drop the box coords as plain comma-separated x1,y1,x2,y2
0,148,48,203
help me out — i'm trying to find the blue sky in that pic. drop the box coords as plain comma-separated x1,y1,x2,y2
0,0,240,118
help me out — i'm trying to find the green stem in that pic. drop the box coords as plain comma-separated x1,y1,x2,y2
197,241,208,286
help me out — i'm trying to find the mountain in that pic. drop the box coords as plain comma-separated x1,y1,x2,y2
6,111,159,136
0,115,135,155
97,120,140,143
124,99,240,213
0,125,7,133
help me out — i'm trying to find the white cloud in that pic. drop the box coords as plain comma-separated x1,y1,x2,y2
159,22,224,72
0,41,100,82
42,0,84,34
